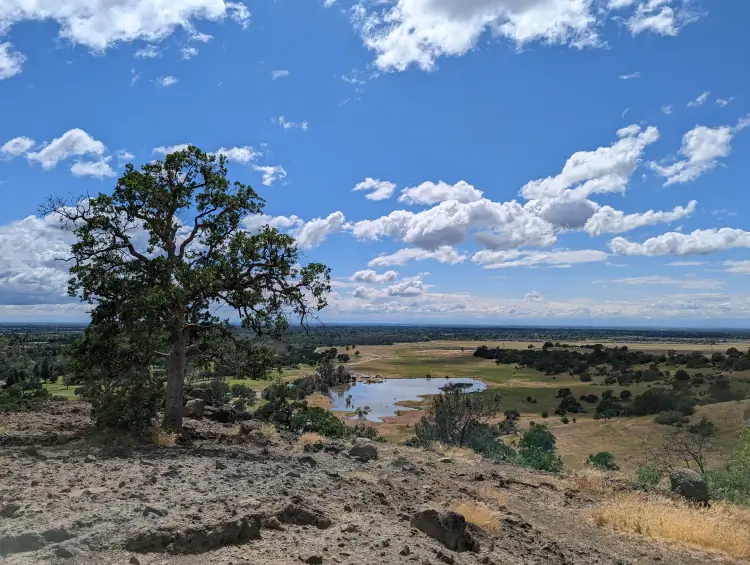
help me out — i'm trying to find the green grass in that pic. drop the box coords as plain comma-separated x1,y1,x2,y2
44,381,78,398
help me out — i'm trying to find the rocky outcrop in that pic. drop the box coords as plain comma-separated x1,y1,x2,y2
349,440,378,462
410,509,478,553
183,398,206,419
669,468,709,504
125,514,262,554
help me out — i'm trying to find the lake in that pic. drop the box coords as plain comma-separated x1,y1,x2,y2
327,377,488,422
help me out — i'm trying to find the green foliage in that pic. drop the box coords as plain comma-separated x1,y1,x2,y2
654,410,689,426
414,386,502,447
69,323,163,437
706,426,750,506
586,451,620,471
541,411,549,418
635,464,662,487
517,424,564,472
45,145,330,433
289,406,350,438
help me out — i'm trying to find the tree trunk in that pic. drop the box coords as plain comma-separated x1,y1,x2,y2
162,328,186,433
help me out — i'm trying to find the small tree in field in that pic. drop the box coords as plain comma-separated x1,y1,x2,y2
44,147,330,433
415,385,502,447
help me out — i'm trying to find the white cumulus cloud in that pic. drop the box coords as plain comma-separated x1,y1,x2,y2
293,212,345,249
351,269,399,284
584,200,696,236
368,246,467,267
156,76,178,87
278,116,308,131
27,129,107,169
687,91,710,107
610,228,750,256
1,136,35,158
252,164,287,186
70,157,116,179
352,178,396,201
398,180,483,205
0,42,25,79
650,116,749,185
214,146,260,165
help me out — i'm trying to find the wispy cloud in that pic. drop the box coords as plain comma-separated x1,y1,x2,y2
687,91,710,107
619,71,641,80
156,76,178,87
271,69,289,80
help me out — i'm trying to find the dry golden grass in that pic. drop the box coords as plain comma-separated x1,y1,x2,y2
151,429,177,447
568,469,615,496
452,501,503,533
432,442,482,463
477,485,509,508
590,492,750,560
299,432,324,444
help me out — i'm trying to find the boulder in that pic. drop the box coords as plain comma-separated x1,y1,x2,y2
239,421,262,436
185,388,212,405
183,399,205,419
348,441,378,462
204,405,236,424
669,468,709,504
276,503,332,530
410,509,478,553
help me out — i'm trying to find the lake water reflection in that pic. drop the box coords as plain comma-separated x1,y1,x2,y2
328,377,488,422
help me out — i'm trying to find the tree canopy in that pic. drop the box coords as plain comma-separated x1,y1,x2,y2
44,146,330,432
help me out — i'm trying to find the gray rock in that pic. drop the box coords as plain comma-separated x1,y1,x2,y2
84,454,97,463
277,503,332,530
143,506,168,518
55,545,75,558
1,502,21,518
42,529,72,543
183,398,206,419
300,554,324,564
298,455,318,468
349,443,378,462
0,533,45,556
410,509,478,553
129,557,141,565
669,468,709,503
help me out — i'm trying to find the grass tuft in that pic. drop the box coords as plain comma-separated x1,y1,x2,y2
152,429,177,447
590,492,750,560
452,501,503,533
477,484,509,508
432,442,481,463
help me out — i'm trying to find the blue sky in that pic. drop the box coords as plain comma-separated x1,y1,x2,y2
1,0,749,326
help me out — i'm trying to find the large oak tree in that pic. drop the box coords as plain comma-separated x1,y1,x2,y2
44,146,330,432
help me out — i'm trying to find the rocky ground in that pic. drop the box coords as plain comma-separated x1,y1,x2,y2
0,401,743,565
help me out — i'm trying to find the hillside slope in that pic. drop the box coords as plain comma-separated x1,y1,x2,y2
0,402,745,565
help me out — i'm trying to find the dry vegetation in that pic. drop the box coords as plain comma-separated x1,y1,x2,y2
452,501,503,533
590,492,750,561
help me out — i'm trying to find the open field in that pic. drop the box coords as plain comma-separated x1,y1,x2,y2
349,340,750,470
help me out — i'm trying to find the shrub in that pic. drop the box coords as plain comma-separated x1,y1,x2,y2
634,464,661,487
230,383,256,401
654,410,690,426
706,426,750,505
579,372,593,382
289,406,350,438
561,417,569,424
586,451,620,471
415,387,502,448
541,411,549,418
89,373,164,437
518,424,564,472
209,378,229,405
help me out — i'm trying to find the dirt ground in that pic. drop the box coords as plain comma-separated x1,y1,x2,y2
0,401,745,565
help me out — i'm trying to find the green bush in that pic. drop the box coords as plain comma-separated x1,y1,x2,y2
541,411,549,418
88,373,164,437
518,424,564,472
230,383,256,400
654,410,689,426
586,451,620,471
289,406,350,438
635,464,662,487
706,427,750,505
